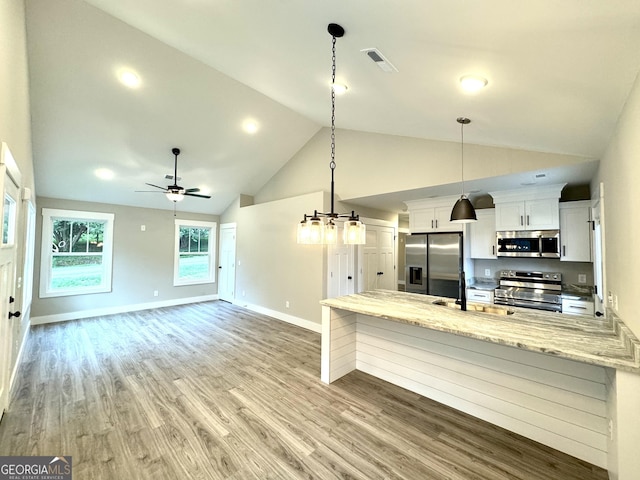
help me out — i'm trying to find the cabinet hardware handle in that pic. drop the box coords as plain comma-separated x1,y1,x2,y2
526,215,530,226
431,220,434,228
562,245,566,257
8,311,21,319
492,245,495,255
435,220,438,228
520,215,524,226
569,305,587,310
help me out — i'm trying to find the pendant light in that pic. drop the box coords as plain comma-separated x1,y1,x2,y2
297,24,365,245
450,117,477,223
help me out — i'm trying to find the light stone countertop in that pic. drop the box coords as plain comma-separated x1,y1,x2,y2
320,289,640,372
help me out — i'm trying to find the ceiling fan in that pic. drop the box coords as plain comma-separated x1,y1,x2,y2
139,147,211,202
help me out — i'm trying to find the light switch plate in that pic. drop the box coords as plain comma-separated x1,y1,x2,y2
484,269,491,277
578,274,587,284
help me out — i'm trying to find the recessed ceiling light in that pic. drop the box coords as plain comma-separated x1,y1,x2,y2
459,75,488,93
118,69,141,88
243,120,259,134
94,168,114,180
332,83,348,95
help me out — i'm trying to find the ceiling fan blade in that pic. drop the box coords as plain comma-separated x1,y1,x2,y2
135,190,166,193
185,187,200,193
184,192,211,199
145,183,168,190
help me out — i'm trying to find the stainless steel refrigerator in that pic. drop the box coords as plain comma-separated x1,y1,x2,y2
405,232,463,298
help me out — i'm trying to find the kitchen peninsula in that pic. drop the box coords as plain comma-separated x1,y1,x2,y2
320,289,640,470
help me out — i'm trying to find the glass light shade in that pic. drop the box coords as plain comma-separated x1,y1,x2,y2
450,195,477,223
166,192,184,202
343,220,366,245
324,220,338,245
306,218,325,244
297,220,311,244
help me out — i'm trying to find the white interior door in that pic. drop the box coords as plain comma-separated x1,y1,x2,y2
327,240,355,298
361,225,396,291
218,224,236,303
0,144,22,418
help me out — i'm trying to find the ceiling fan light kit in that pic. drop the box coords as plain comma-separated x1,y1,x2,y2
138,147,211,204
296,23,366,246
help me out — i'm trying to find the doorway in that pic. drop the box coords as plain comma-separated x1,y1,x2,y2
218,223,237,303
0,143,22,418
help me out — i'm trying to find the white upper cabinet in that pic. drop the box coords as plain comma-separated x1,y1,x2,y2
405,196,463,233
469,209,497,259
490,184,565,231
559,201,592,262
495,198,560,231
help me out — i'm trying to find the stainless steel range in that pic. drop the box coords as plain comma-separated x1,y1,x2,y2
494,270,562,312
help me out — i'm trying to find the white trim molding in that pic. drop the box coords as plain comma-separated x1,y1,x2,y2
30,295,218,325
237,301,322,333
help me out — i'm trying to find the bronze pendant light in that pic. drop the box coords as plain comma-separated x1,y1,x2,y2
450,117,477,223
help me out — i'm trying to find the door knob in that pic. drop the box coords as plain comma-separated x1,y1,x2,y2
347,276,353,280
218,266,222,269
9,296,15,303
9,311,21,319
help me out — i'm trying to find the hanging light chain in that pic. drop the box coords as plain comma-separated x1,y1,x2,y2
330,34,337,173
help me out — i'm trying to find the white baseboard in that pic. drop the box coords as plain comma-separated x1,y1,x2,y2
236,301,321,333
30,295,218,325
9,320,30,392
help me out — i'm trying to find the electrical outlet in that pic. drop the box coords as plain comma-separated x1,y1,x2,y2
484,269,491,277
608,291,614,306
153,290,158,297
578,274,586,284
285,301,290,308
614,294,619,311
141,225,146,231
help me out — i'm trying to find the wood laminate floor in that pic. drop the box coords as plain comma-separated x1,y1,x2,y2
0,301,608,479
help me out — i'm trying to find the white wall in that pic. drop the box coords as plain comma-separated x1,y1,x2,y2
593,72,640,337
592,70,640,480
0,0,37,388
256,128,595,204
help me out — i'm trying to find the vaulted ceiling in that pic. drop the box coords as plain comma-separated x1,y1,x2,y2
25,0,640,214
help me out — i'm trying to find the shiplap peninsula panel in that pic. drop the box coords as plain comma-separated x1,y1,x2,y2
354,314,608,467
321,307,356,383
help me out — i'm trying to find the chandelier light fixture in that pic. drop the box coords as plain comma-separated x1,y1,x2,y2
297,23,365,245
450,117,477,223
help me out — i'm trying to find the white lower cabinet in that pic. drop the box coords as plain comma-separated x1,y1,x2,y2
467,289,494,305
562,298,594,316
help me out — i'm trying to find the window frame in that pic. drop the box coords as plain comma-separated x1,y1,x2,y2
173,219,217,286
39,208,115,298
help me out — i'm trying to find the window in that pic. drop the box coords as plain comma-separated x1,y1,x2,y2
40,208,114,298
174,219,217,286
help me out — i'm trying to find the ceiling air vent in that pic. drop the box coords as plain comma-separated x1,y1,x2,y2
361,48,398,73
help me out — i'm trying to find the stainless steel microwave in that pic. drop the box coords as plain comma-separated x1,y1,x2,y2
496,230,561,258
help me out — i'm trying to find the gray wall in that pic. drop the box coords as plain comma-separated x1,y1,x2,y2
32,197,219,319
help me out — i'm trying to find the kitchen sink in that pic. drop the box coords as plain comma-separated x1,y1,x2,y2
432,299,515,316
